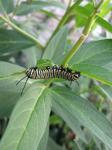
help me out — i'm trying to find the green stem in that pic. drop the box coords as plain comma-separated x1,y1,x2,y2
45,0,82,49
62,35,86,66
62,0,104,66
44,9,68,48
0,16,44,50
12,0,21,17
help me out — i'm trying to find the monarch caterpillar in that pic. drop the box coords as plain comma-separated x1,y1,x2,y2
17,65,80,95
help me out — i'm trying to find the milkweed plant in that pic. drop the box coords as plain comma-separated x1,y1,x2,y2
0,0,112,150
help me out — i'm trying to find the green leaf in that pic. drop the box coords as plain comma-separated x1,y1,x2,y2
31,1,65,8
0,78,21,117
0,62,25,117
75,3,94,27
100,85,112,100
52,95,87,143
0,61,24,78
99,0,112,17
16,1,65,15
50,87,112,149
23,47,42,67
0,76,31,118
0,29,35,54
37,59,53,69
69,39,112,85
72,63,112,86
69,3,112,32
0,83,51,150
69,3,92,18
96,16,112,33
50,115,63,125
43,26,68,64
37,123,49,150
93,136,104,150
70,39,112,66
0,19,4,27
47,138,65,150
0,0,14,14
40,9,58,19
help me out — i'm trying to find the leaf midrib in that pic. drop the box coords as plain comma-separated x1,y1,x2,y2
15,85,46,150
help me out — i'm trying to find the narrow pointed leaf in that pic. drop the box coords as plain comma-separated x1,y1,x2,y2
0,78,21,117
0,29,35,54
69,3,112,32
47,138,65,150
16,1,65,15
100,85,112,100
0,0,14,13
72,63,112,86
43,26,68,64
0,61,24,78
52,96,87,143
0,83,51,150
37,123,49,150
50,87,112,149
96,16,112,33
0,76,30,117
70,39,112,66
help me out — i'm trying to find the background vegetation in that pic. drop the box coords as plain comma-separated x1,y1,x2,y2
0,0,112,149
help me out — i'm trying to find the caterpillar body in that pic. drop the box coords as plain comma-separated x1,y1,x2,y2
17,65,80,95
26,66,80,81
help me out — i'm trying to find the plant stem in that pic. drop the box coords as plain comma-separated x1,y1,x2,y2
62,34,86,66
12,0,21,17
62,0,104,66
44,9,68,49
0,16,44,50
45,0,82,49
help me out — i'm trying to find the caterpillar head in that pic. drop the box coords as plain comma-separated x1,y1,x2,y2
73,71,80,80
26,67,37,78
26,68,32,77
